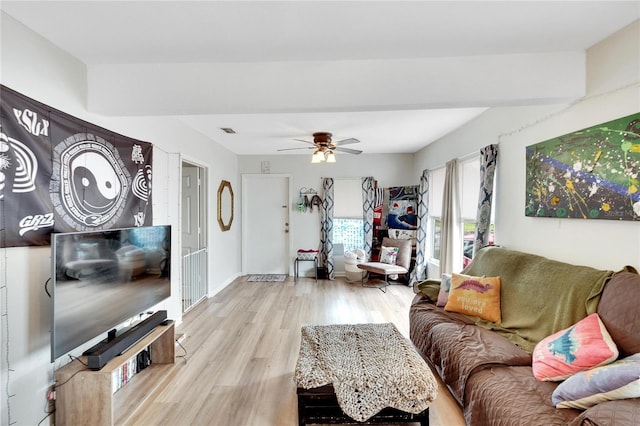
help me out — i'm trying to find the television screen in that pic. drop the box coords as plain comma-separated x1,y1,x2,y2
51,225,171,362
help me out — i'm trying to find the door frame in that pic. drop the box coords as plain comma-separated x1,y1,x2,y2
181,160,208,253
241,173,293,275
180,155,209,300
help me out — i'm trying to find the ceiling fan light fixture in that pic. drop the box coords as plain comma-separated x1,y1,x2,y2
325,151,336,163
311,149,325,163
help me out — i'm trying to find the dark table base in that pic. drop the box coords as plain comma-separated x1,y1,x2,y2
297,385,429,426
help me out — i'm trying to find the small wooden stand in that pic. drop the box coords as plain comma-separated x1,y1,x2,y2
55,322,175,425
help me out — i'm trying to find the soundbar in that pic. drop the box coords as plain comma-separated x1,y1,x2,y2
84,310,168,370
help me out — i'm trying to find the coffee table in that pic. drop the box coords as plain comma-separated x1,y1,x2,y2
294,323,437,426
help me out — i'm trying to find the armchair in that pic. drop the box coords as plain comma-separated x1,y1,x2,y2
357,237,412,292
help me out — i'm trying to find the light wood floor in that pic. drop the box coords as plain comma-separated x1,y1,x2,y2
126,276,466,426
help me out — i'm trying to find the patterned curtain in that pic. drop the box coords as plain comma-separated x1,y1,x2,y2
410,169,430,284
320,178,335,280
361,176,375,260
473,144,499,255
440,159,461,275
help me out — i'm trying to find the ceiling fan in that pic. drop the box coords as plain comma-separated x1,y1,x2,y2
277,132,363,163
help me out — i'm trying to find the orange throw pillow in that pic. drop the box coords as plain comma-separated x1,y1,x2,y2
444,273,501,323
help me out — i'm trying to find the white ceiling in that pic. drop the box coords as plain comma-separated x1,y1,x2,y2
2,1,639,156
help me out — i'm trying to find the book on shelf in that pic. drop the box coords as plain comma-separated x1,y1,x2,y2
111,346,152,394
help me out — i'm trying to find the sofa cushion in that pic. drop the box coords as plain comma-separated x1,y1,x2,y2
532,313,618,381
569,399,640,426
461,246,613,353
552,353,640,409
419,320,531,405
597,270,640,357
444,274,501,323
464,367,581,426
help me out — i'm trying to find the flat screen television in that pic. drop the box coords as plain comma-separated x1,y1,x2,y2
51,225,171,362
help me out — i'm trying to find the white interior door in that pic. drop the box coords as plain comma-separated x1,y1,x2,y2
243,175,290,274
181,164,200,256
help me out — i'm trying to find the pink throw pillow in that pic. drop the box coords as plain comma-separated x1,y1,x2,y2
532,313,618,381
436,273,452,307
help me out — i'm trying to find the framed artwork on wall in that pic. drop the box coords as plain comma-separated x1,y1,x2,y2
525,112,640,221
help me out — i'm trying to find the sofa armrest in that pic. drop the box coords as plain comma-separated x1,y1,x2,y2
414,278,441,300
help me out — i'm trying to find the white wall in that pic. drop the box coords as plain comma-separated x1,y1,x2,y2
0,12,240,426
238,153,416,275
414,20,640,272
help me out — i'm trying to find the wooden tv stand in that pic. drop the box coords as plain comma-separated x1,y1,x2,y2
55,322,175,425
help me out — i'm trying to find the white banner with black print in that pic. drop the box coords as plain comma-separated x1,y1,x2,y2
0,85,153,248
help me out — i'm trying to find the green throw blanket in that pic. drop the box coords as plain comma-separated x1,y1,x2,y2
421,247,614,353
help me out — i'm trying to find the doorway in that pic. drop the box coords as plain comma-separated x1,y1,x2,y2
242,174,292,275
181,161,208,313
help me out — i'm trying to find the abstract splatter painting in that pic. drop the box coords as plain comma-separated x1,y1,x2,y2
525,112,640,221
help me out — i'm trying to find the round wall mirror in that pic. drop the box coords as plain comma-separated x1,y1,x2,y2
217,180,234,232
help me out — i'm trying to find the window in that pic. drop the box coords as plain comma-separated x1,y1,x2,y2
333,218,365,252
333,179,364,252
432,218,442,261
427,157,496,268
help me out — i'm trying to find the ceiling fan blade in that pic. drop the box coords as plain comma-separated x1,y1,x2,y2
293,139,316,145
334,138,360,146
333,147,363,155
277,147,315,152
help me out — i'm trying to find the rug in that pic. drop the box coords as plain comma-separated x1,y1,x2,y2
246,274,287,282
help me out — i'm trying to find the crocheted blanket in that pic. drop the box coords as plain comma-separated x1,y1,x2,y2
294,323,437,422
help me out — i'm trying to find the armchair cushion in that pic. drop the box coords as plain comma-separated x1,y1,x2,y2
379,237,411,269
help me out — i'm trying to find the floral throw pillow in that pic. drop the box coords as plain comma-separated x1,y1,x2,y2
444,273,501,323
379,246,399,265
532,313,619,381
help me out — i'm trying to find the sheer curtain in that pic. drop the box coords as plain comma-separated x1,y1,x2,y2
361,176,375,260
473,144,499,255
410,169,429,284
440,159,461,275
320,177,335,280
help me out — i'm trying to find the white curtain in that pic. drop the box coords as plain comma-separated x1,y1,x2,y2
320,178,335,280
410,169,429,284
440,159,461,275
361,176,375,260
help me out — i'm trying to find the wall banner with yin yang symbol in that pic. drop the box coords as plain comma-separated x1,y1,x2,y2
0,85,153,248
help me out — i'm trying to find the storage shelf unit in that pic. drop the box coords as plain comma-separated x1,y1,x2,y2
55,322,175,425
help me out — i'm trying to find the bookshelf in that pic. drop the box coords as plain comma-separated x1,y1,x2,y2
54,322,175,425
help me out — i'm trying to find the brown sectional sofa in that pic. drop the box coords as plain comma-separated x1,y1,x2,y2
409,246,640,425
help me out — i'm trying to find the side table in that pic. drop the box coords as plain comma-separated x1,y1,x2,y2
294,257,318,282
